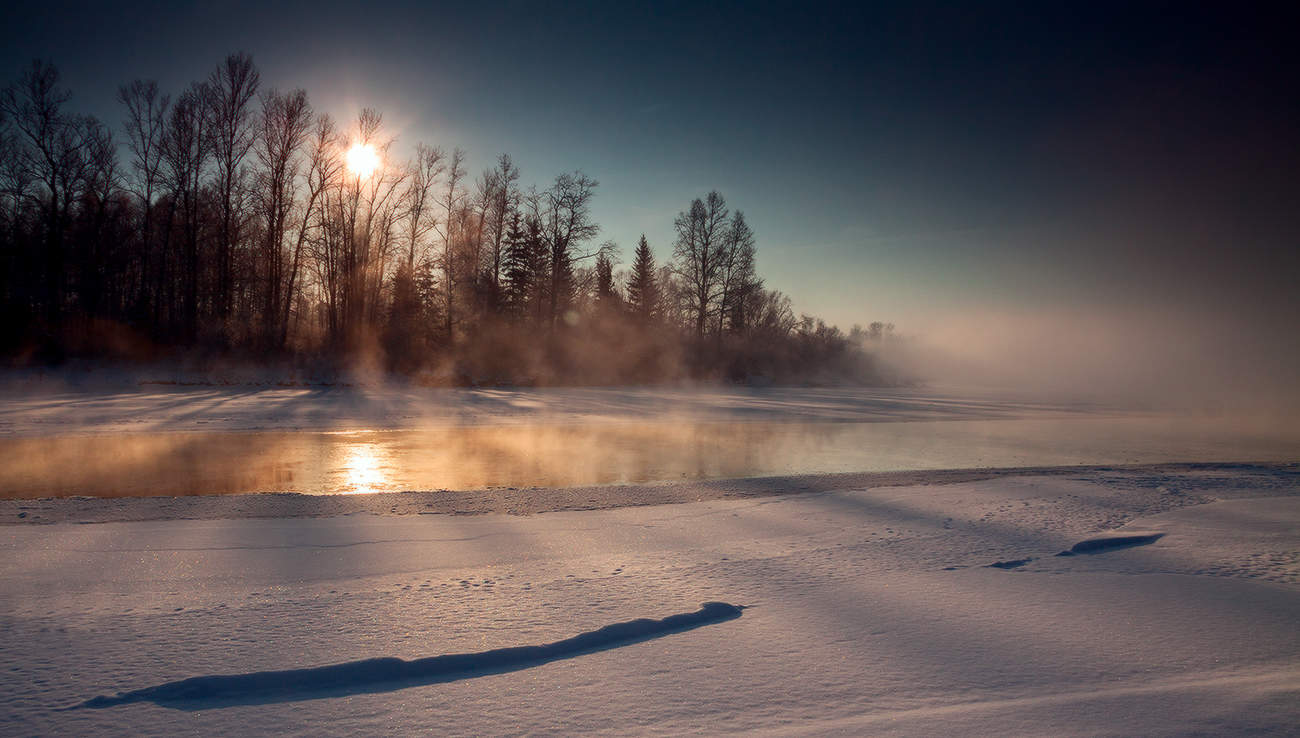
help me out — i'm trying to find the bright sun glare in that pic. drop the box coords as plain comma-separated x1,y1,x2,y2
346,142,380,178
340,442,386,494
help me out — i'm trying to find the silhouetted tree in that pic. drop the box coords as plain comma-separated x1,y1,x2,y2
253,88,311,348
402,143,444,268
0,60,103,336
503,209,547,323
540,171,599,329
434,147,465,341
117,79,169,324
161,83,208,342
716,210,758,336
0,56,895,386
671,190,729,340
625,234,659,323
479,153,520,313
204,52,259,330
594,249,616,305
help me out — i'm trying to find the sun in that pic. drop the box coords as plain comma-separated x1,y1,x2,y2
345,142,380,178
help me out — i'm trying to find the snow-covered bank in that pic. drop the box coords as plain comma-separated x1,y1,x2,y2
3,467,1298,735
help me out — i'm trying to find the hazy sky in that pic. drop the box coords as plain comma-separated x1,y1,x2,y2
4,1,1296,336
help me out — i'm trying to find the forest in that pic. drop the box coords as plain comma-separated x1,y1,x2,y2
0,54,895,385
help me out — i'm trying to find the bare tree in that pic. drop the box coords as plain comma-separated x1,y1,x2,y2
671,190,729,339
288,113,339,345
117,79,169,318
540,171,599,328
162,83,209,341
402,143,444,268
0,60,92,327
314,109,406,349
715,210,758,337
433,147,465,340
254,88,311,347
204,52,260,327
75,118,119,318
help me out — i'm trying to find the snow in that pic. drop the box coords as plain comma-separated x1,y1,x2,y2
3,464,1299,735
80,602,746,710
0,383,1296,734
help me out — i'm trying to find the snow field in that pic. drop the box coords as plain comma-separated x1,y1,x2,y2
2,467,1298,735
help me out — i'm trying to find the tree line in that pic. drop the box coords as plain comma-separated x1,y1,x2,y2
0,55,895,384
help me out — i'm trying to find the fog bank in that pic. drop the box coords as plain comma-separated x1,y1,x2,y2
891,306,1299,411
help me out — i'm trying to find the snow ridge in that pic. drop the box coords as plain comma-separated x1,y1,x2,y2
77,602,743,710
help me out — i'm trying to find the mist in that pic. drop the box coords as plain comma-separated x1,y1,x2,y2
884,304,1299,412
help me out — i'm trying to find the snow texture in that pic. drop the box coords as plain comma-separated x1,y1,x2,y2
3,469,1299,735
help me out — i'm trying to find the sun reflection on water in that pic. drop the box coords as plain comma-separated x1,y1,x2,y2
339,441,388,494
4,415,1300,499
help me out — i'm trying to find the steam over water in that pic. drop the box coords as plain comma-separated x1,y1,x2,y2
3,414,1296,498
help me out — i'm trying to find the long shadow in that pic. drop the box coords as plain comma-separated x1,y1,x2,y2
76,602,743,711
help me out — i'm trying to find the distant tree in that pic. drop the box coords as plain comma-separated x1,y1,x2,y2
594,248,617,306
716,210,759,336
656,263,686,330
502,209,547,323
625,234,659,323
399,143,443,269
671,190,729,339
479,153,520,312
540,171,599,329
500,210,528,317
749,288,796,339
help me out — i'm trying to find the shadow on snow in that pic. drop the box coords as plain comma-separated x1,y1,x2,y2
77,602,744,710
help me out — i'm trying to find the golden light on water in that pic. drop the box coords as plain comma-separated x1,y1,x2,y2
345,142,380,178
339,441,387,494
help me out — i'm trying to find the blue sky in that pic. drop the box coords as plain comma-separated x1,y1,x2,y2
5,1,1296,333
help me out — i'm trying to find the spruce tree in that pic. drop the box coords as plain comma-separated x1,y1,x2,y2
626,234,660,323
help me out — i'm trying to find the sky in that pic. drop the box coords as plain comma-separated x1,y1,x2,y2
3,1,1297,357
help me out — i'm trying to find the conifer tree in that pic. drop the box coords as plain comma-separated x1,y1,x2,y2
625,234,659,323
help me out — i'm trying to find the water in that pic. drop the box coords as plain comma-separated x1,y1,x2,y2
1,414,1295,498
